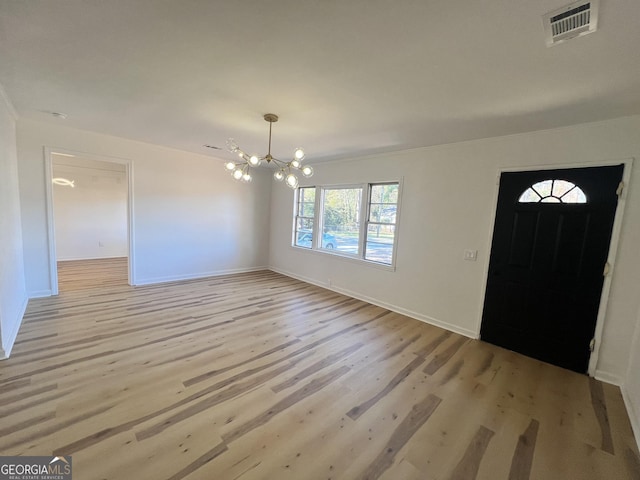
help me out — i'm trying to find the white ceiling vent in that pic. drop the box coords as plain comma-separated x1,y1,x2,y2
543,0,599,46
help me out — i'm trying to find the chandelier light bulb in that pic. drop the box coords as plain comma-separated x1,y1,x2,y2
226,138,239,152
249,155,260,166
242,173,252,182
294,148,305,161
274,170,285,181
225,162,236,171
233,169,244,180
238,152,245,158
301,165,314,177
285,173,299,189
290,159,301,169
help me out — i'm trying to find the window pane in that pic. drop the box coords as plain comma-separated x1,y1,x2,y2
297,218,314,231
299,187,315,204
366,183,399,264
295,230,313,248
365,224,395,264
300,202,315,217
297,187,315,216
369,204,382,222
519,188,541,203
552,180,575,197
532,180,552,197
561,187,587,203
321,188,362,255
295,187,316,248
369,204,397,223
371,184,398,204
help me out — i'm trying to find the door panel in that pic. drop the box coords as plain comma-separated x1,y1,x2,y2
481,165,623,373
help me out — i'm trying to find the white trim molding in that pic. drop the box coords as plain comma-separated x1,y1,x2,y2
593,370,623,386
0,296,28,359
621,385,640,453
28,290,54,299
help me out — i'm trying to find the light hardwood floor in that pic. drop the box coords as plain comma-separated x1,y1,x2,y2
57,257,129,291
1,260,638,479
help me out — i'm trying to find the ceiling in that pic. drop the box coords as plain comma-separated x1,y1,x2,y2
1,0,640,163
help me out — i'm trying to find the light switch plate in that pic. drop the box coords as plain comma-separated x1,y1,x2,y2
464,249,478,261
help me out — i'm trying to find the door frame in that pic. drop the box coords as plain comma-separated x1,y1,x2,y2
44,146,136,294
476,158,633,378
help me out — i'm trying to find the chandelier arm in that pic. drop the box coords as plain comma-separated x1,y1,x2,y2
270,157,288,168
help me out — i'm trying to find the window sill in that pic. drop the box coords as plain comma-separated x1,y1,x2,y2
290,245,397,272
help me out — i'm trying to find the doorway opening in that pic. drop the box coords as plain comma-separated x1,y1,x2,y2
480,164,625,373
45,149,134,294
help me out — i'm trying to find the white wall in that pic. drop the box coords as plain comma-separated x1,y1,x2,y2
53,161,128,260
17,119,271,293
269,115,640,383
0,85,28,358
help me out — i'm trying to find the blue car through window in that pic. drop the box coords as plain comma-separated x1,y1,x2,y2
297,232,336,249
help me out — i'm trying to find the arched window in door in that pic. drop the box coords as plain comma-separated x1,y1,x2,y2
518,179,587,204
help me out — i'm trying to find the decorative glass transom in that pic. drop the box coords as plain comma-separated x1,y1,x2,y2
518,179,587,204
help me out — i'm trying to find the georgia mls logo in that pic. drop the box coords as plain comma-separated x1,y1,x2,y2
50,456,71,472
0,455,72,479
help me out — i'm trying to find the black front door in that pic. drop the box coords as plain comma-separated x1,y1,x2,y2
480,165,623,373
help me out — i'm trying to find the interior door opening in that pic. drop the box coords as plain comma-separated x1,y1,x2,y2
47,150,134,294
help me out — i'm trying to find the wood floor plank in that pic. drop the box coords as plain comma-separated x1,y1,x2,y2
0,259,637,479
449,425,495,480
589,376,615,454
508,419,539,480
355,393,442,480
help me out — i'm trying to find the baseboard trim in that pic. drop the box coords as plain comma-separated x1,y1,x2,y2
57,255,128,261
594,370,623,386
1,295,28,359
269,266,477,339
621,384,640,453
134,266,269,286
28,290,53,298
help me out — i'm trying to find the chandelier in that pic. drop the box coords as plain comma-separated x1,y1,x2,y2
224,113,313,188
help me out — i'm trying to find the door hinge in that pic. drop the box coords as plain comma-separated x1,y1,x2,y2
589,338,595,352
616,181,624,197
603,262,611,276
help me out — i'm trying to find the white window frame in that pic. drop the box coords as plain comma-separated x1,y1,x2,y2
293,186,317,249
364,182,400,265
292,179,402,269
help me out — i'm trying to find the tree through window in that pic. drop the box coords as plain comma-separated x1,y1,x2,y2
292,182,401,266
518,179,587,204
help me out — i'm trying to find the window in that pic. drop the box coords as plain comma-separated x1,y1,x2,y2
294,187,316,248
518,179,587,204
293,182,401,266
320,187,363,254
365,183,398,264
